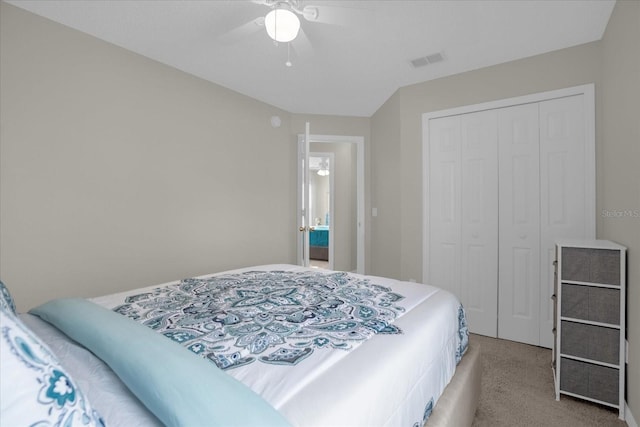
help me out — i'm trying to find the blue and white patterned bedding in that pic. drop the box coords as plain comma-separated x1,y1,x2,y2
110,270,407,370
85,264,469,427
30,298,292,427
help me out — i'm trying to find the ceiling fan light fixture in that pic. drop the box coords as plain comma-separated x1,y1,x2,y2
265,8,300,43
317,159,330,176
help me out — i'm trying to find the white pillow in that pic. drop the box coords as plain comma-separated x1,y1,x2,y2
0,280,16,314
0,305,105,426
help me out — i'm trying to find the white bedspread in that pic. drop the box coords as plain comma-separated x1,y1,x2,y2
86,264,467,427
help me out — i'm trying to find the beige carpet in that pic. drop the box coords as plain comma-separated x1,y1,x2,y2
470,334,628,427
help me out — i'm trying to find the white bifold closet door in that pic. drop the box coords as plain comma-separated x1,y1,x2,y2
497,103,541,346
538,95,588,347
429,110,498,338
428,93,591,347
498,96,588,347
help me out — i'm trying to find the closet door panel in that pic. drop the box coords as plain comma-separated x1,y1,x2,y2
539,94,589,348
498,103,541,345
425,87,594,348
428,116,461,299
460,110,498,337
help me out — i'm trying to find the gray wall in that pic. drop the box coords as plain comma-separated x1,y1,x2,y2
371,41,603,281
0,2,300,310
370,92,402,279
370,0,638,418
601,0,640,418
0,3,373,313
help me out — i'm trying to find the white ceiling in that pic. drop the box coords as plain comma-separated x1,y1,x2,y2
7,0,616,117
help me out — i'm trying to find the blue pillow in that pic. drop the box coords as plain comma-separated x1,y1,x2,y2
0,305,105,426
32,298,292,427
0,280,16,314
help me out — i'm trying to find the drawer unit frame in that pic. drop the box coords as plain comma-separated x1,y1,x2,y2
553,239,626,420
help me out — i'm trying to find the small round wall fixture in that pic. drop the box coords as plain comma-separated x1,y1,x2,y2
270,115,282,128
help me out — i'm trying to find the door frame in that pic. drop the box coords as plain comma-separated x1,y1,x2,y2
297,133,365,274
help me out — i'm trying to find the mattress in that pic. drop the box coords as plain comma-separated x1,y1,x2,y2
26,264,470,427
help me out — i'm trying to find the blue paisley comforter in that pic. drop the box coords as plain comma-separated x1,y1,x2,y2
38,264,469,427
111,269,410,370
92,265,468,427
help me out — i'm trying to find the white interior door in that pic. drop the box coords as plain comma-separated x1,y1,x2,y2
460,111,499,338
297,122,311,267
538,94,591,348
498,103,541,346
429,111,499,337
428,115,461,298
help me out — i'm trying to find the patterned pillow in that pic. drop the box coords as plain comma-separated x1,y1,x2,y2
0,280,16,314
0,305,105,426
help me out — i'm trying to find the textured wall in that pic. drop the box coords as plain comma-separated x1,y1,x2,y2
0,3,296,310
601,0,640,420
370,2,638,419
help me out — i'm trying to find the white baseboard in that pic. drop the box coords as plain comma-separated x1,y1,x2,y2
627,402,638,427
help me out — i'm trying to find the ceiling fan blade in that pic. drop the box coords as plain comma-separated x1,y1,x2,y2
217,16,265,45
302,4,371,27
291,27,313,58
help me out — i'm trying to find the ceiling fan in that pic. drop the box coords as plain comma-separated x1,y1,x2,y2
260,0,320,42
219,0,364,65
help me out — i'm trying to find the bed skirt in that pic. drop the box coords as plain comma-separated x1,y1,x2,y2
425,341,481,427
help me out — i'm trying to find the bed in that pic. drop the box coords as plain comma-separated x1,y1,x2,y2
1,264,480,427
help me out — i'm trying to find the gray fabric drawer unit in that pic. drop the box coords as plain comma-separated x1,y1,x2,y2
561,247,620,285
560,320,619,364
554,240,626,419
560,284,620,325
560,358,619,405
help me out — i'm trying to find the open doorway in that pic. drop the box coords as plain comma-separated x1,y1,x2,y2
297,133,364,274
308,153,334,270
